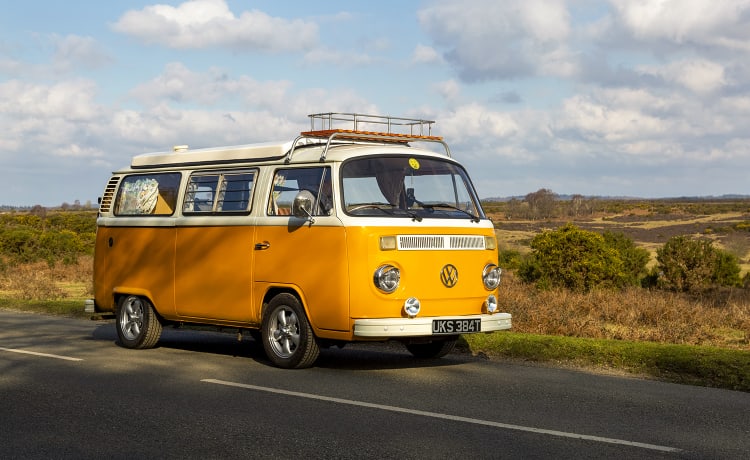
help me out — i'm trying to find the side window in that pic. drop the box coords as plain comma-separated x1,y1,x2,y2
183,171,255,213
115,173,181,216
268,167,332,216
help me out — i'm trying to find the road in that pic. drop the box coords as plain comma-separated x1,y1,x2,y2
1,310,748,459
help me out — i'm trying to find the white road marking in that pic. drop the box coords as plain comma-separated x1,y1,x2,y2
202,379,681,453
0,347,83,362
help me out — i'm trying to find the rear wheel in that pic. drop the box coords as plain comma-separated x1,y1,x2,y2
115,295,162,349
261,293,319,369
405,336,458,359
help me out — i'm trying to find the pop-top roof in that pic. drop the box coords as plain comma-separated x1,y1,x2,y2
129,112,449,168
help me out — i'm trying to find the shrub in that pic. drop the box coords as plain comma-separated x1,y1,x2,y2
518,223,627,292
656,236,742,292
498,249,524,270
603,231,650,286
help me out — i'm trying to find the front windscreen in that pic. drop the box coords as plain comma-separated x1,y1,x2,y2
341,155,485,220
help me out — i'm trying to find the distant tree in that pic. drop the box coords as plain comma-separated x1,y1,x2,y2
525,188,557,220
30,205,46,218
505,197,522,219
568,194,586,217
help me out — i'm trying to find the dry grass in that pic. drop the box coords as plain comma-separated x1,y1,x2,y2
2,254,748,352
498,271,750,350
0,256,93,301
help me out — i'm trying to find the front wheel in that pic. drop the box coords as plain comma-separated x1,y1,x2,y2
115,295,162,349
405,336,458,359
261,293,320,369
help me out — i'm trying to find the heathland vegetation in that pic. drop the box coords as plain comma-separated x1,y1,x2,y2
1,195,748,390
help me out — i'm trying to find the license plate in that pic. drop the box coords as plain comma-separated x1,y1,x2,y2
432,318,481,335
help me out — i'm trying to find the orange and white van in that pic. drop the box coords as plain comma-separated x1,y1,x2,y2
87,113,511,368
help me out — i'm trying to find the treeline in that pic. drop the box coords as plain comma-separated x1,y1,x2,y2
501,224,747,294
484,189,750,220
0,210,96,267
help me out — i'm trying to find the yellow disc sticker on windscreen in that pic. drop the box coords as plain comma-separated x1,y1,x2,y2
408,158,420,170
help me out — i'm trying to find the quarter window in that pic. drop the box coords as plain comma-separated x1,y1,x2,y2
115,173,181,216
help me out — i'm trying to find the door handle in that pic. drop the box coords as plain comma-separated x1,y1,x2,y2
254,241,270,250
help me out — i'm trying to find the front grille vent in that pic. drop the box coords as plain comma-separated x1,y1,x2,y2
397,235,485,251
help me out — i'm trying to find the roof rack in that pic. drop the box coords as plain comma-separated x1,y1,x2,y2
286,112,450,163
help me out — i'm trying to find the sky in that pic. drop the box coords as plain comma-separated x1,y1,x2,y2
1,0,749,206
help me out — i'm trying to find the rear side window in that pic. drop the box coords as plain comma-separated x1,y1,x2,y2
115,173,181,216
183,170,256,213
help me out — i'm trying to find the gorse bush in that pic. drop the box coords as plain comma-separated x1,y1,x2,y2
656,235,742,292
513,224,743,294
0,211,95,266
518,224,647,292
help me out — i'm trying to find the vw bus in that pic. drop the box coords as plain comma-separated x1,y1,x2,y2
87,113,511,368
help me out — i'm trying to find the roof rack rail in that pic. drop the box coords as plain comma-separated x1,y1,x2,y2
285,112,450,163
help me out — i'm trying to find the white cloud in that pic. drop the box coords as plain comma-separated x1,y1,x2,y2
433,79,461,106
439,103,520,143
418,0,576,81
112,0,318,52
0,79,101,121
610,0,750,51
640,59,727,94
303,47,379,66
130,62,292,109
411,44,443,65
52,34,112,70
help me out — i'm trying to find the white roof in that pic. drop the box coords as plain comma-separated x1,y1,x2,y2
128,133,451,170
131,141,293,168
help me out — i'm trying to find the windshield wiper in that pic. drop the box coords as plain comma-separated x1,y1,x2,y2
347,202,396,215
422,203,481,222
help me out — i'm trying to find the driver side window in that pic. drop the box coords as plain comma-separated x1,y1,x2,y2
268,167,332,216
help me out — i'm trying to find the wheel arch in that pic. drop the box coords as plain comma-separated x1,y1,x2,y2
112,287,166,323
260,286,315,332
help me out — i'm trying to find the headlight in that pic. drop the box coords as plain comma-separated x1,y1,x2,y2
404,297,421,317
482,264,502,290
374,265,400,293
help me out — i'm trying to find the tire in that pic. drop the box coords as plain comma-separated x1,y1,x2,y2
115,295,162,349
261,293,319,369
405,336,458,359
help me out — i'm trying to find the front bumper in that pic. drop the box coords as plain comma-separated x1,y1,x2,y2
353,313,511,338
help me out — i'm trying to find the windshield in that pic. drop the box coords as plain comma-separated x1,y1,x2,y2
341,155,485,220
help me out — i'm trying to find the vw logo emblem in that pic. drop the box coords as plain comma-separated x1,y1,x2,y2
440,264,458,287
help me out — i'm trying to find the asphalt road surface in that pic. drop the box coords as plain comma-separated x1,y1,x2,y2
1,309,748,459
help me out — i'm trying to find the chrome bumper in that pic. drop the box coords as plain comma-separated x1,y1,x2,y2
353,313,511,338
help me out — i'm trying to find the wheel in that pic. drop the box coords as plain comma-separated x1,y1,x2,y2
115,295,162,349
405,336,458,359
261,293,319,369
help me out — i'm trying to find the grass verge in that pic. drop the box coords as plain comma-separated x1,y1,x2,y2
0,297,91,319
461,332,750,392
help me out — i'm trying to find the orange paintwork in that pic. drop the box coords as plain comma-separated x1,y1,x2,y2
94,225,176,315
345,226,498,320
96,220,497,340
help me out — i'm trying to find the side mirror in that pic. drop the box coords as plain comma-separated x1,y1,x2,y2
292,190,315,221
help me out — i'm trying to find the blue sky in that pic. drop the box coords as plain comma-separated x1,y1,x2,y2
2,0,749,206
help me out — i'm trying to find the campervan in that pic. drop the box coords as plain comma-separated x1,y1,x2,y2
87,113,511,368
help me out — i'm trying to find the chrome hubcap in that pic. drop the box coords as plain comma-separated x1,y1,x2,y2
269,307,300,358
120,297,144,340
